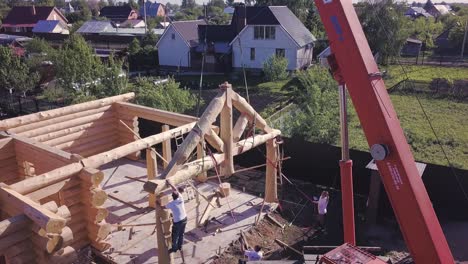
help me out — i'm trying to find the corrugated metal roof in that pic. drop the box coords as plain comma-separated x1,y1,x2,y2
77,21,112,34
32,20,66,33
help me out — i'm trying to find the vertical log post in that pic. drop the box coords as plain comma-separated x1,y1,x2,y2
155,195,173,264
196,141,207,182
220,82,234,177
147,148,158,208
264,138,278,203
162,125,172,169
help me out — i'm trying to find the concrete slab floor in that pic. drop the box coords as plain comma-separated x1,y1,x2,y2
97,158,271,264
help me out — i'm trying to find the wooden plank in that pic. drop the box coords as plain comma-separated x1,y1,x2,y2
0,93,134,130
0,184,66,234
265,138,278,203
198,196,217,226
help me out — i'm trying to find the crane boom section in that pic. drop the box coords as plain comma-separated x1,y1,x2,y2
313,0,454,262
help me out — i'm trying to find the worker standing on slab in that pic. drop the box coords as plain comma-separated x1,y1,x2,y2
165,180,187,254
316,191,329,231
243,245,263,262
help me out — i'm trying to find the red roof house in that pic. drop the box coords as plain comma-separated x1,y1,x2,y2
0,6,68,34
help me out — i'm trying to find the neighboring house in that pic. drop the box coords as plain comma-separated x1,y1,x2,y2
61,3,75,14
317,46,331,68
405,7,433,19
99,6,138,22
230,6,315,71
195,24,236,72
139,1,165,18
77,20,147,56
121,19,146,28
0,6,68,34
156,20,207,69
401,38,422,56
425,3,451,17
32,20,69,34
0,34,31,56
157,22,170,29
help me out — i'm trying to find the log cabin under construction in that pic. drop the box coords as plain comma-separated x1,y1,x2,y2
0,83,281,263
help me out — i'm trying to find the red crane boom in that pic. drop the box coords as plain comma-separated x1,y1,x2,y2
313,0,454,263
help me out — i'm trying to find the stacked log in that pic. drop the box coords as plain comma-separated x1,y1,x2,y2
79,168,111,251
115,107,140,160
0,138,19,184
30,201,77,263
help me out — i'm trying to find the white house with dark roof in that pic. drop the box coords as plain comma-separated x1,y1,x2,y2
230,6,315,71
156,6,315,72
156,20,207,69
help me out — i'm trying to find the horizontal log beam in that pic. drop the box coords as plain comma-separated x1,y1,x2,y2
81,122,196,168
12,134,73,163
144,129,281,194
44,124,116,147
0,184,66,234
115,102,198,126
0,93,134,131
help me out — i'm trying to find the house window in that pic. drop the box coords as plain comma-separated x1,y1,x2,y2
276,48,285,57
171,33,175,40
265,26,275,39
250,48,255,61
254,26,264,39
254,26,275,40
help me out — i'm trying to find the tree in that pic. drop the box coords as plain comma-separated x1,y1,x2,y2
52,34,104,95
0,46,40,94
226,0,234,6
255,0,312,23
133,77,198,113
127,0,139,11
96,54,128,97
407,17,443,48
304,3,325,39
182,0,196,9
358,0,408,63
284,66,339,144
208,0,225,8
263,55,288,81
129,38,142,55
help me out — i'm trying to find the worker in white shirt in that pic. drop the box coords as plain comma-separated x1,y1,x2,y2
244,245,263,261
315,191,329,230
164,180,187,254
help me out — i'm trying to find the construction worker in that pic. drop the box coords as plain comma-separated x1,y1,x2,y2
165,180,187,254
314,190,329,231
243,245,263,262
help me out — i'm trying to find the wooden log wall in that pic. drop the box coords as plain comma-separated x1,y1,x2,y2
0,138,19,184
114,106,140,160
13,138,72,180
0,215,33,262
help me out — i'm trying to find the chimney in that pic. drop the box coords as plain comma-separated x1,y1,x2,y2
31,5,36,16
235,4,246,34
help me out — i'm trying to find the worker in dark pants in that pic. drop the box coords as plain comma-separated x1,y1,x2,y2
165,180,187,254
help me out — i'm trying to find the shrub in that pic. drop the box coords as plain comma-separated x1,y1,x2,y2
133,77,198,113
263,55,288,81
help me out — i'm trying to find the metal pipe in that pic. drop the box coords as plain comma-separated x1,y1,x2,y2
339,85,349,160
338,84,356,245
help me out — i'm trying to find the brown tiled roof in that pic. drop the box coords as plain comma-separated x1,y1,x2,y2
2,6,66,25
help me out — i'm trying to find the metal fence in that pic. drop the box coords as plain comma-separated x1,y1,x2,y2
0,93,70,119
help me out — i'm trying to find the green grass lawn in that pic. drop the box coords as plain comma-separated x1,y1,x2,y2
347,94,468,169
383,65,468,87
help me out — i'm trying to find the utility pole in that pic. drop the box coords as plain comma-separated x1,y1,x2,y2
461,19,468,60
143,0,147,34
